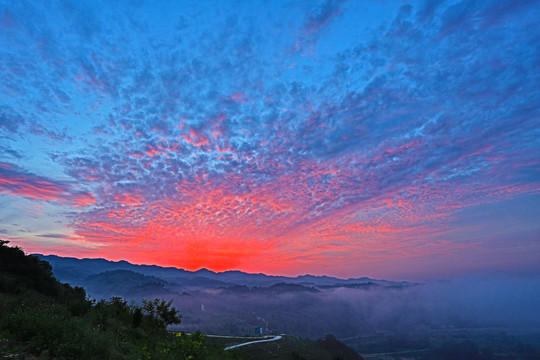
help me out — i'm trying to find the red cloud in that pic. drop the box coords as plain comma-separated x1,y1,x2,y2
0,162,96,206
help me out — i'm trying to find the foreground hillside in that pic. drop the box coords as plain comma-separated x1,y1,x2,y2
1,241,364,359
0,240,241,359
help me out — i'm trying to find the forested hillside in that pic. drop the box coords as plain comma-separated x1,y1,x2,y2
0,240,241,359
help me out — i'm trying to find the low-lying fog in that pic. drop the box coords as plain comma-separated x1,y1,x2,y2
174,273,540,338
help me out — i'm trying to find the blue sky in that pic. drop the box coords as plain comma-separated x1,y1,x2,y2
1,0,539,280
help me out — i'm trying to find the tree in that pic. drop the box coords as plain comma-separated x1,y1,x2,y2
142,298,182,328
132,307,143,328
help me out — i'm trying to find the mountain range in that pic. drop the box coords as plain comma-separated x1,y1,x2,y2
36,254,407,298
35,254,411,338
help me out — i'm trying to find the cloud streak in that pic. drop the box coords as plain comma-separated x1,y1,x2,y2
1,0,539,280
0,163,95,206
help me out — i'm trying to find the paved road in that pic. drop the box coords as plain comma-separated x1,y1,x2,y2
224,335,282,350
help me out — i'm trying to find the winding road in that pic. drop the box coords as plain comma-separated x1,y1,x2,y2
224,335,282,350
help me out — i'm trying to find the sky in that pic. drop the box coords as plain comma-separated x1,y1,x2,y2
0,0,539,281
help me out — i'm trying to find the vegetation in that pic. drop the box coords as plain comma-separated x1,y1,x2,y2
0,240,243,359
207,335,363,360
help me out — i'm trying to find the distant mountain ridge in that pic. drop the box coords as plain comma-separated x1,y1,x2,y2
35,254,408,292
34,254,412,338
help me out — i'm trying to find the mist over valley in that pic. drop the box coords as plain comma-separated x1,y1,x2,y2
39,254,540,342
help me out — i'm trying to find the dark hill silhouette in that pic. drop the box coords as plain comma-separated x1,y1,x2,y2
0,240,86,301
316,334,364,360
83,269,178,300
36,253,407,289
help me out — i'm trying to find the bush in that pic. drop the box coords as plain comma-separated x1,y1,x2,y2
175,330,208,360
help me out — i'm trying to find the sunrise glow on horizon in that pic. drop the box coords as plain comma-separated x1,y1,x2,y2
1,0,539,281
